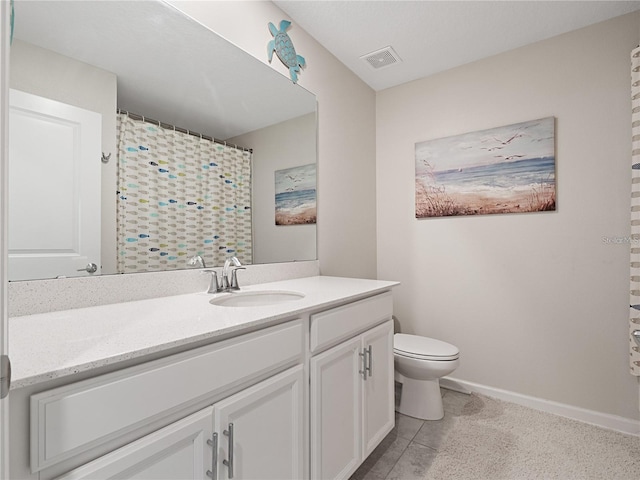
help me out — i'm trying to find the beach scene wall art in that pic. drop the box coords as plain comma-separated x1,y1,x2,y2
275,163,317,225
415,117,556,218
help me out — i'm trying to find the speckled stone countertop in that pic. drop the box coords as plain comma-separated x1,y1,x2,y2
9,275,398,390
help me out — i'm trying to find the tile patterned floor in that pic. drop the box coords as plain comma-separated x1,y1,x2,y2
350,385,471,480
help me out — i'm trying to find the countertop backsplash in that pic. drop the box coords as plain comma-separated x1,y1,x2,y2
8,260,320,317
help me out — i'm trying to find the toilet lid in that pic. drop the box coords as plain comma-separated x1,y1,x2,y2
394,333,459,360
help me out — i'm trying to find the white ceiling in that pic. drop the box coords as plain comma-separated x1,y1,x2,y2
274,0,640,91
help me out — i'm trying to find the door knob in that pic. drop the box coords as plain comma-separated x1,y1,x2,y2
77,263,98,274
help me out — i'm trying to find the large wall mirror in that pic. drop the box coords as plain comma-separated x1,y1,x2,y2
7,0,317,281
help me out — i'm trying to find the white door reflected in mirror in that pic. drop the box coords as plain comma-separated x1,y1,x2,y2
8,89,102,281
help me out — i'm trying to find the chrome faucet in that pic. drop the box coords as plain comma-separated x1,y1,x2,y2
222,256,244,291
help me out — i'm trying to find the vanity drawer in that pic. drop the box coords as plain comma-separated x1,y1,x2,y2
30,319,304,472
310,292,393,354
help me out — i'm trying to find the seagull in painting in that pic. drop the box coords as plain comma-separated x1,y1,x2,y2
493,132,524,145
493,154,525,161
481,131,527,152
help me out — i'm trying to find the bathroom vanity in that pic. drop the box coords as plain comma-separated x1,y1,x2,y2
7,276,398,480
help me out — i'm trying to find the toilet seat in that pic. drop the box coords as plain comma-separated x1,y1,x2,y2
394,333,459,361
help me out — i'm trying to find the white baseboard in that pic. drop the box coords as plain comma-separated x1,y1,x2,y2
440,377,640,437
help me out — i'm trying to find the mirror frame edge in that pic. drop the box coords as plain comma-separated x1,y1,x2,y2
1,0,11,477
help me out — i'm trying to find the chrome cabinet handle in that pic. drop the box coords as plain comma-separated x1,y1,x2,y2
633,330,640,347
359,345,373,380
77,262,98,273
365,345,373,377
359,349,368,380
223,423,234,478
206,432,218,479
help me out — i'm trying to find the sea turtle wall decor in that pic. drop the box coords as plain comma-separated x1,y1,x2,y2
268,19,306,84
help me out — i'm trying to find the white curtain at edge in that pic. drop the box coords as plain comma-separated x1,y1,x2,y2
116,114,252,273
629,46,640,376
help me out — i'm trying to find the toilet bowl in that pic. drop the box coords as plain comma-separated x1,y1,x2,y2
394,333,459,421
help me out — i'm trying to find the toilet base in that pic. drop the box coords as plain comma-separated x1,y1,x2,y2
397,377,444,420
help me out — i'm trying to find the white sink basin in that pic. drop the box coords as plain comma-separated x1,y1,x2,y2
209,290,305,307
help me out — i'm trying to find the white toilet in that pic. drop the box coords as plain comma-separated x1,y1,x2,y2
394,333,460,421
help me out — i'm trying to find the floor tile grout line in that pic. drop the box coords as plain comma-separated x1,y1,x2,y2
382,435,439,480
379,387,462,480
383,412,424,480
382,438,408,480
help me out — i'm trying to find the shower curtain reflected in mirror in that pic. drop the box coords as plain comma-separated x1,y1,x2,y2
116,113,252,273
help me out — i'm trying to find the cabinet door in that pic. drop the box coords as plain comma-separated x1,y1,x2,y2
213,366,304,480
55,407,213,480
310,336,362,480
361,320,394,458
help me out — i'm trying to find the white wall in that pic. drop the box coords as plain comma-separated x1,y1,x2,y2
9,40,118,275
377,12,640,420
229,113,317,264
168,0,378,279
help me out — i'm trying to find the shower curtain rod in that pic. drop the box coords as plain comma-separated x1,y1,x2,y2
117,109,253,153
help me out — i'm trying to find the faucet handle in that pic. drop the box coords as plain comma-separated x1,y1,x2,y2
188,255,206,268
230,267,246,290
203,270,222,294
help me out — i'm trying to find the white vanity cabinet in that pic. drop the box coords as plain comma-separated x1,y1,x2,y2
26,320,305,480
9,278,399,480
309,292,395,480
55,365,304,480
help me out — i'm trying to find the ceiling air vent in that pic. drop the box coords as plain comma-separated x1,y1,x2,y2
360,46,401,70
